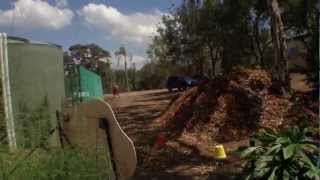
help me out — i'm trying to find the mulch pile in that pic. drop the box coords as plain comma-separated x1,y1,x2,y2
156,68,318,143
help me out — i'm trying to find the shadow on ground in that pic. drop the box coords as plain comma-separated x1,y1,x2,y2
106,89,242,180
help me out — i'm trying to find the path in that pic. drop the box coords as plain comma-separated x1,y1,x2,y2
105,89,242,180
106,89,178,145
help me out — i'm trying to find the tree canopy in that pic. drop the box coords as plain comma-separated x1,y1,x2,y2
145,0,318,88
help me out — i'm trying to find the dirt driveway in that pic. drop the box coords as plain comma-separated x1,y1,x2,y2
105,89,242,180
106,89,178,146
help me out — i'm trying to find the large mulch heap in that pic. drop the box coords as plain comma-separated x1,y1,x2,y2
156,68,318,145
138,68,318,179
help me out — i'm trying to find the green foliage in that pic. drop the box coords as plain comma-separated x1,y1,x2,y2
0,95,115,179
108,69,129,92
239,125,320,180
106,65,164,91
145,0,317,88
0,147,115,180
64,44,111,92
147,0,274,79
67,44,111,75
0,83,7,146
137,62,169,90
16,97,52,148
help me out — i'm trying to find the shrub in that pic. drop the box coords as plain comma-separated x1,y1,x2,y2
239,125,320,180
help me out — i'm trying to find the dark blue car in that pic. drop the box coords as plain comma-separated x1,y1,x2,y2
166,76,198,92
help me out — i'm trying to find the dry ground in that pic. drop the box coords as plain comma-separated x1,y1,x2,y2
104,72,313,179
106,89,243,180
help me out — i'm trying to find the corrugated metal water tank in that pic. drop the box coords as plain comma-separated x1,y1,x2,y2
0,33,65,149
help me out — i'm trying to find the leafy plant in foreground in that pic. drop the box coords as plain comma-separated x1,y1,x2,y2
239,125,320,180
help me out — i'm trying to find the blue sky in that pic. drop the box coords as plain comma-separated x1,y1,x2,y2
0,0,182,69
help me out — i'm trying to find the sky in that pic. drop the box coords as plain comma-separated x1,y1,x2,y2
0,0,182,69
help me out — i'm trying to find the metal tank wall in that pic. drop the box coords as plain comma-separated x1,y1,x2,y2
78,66,104,101
65,65,104,103
4,36,65,149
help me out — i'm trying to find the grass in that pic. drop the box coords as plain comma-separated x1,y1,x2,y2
0,147,116,180
0,91,116,179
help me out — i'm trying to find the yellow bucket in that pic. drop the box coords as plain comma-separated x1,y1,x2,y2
213,144,227,160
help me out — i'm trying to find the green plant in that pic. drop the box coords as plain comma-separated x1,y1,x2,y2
0,147,115,180
17,97,52,148
239,125,320,180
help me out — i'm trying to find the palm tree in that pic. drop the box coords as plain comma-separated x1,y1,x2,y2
115,46,129,91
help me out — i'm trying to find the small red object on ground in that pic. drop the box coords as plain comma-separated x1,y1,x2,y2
155,133,167,150
112,84,120,98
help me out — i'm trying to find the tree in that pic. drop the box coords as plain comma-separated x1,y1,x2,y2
267,0,289,86
200,0,221,77
65,44,111,91
148,0,273,78
115,46,129,91
68,44,111,74
138,62,167,90
147,0,314,90
280,0,319,88
127,55,137,90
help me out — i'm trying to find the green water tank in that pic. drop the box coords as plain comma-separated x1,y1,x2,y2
0,33,65,149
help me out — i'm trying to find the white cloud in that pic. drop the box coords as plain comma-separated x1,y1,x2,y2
131,55,149,69
55,0,68,8
0,0,73,29
111,54,148,70
79,4,164,45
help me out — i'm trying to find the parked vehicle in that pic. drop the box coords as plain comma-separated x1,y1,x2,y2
166,76,199,91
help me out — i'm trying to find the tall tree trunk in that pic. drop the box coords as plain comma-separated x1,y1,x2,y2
124,55,129,92
198,50,204,76
249,32,260,64
254,15,265,67
208,43,216,78
132,63,136,90
267,0,289,86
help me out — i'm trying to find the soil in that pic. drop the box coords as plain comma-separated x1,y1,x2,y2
106,89,245,180
105,70,318,180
